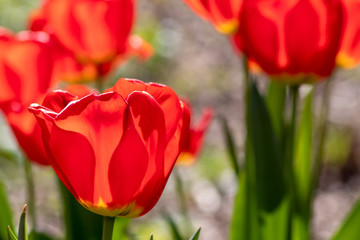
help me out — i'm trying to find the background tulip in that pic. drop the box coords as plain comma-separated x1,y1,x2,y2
0,29,56,165
28,5,153,83
29,79,185,217
43,0,134,64
177,100,213,166
182,0,242,34
237,0,343,79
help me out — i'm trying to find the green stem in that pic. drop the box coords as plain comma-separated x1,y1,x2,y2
286,86,299,166
24,159,36,230
286,85,299,239
102,216,115,240
174,168,193,235
96,78,104,93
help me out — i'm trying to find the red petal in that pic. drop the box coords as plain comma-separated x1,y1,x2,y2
54,92,129,205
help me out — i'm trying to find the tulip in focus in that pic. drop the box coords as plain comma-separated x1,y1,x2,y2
236,0,343,80
177,101,213,166
29,78,185,217
183,0,243,34
337,0,360,69
0,29,56,165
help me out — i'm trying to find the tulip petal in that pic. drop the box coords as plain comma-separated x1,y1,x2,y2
54,92,128,205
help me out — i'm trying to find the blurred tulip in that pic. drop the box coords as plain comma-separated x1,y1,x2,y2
29,5,153,83
236,0,343,80
29,78,185,217
177,101,213,166
183,0,243,34
0,29,56,165
337,0,360,69
43,0,134,63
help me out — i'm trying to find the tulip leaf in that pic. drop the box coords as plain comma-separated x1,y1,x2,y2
248,82,288,240
18,205,27,240
249,82,286,210
112,218,130,240
0,179,13,240
292,89,314,240
58,180,103,240
332,199,360,240
230,171,253,240
266,80,286,140
221,116,240,176
28,231,53,240
189,228,201,240
7,226,17,240
163,213,183,240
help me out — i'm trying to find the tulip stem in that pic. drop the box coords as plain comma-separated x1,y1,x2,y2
102,216,115,240
24,159,36,231
96,79,104,93
173,168,193,235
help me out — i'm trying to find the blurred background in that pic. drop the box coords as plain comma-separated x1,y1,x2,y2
0,0,360,239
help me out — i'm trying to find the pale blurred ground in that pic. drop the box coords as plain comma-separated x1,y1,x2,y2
0,0,360,239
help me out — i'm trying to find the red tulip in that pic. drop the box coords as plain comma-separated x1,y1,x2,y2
43,0,134,63
183,0,243,34
0,29,56,165
177,101,213,166
337,0,360,69
28,6,152,83
29,78,185,217
236,0,343,79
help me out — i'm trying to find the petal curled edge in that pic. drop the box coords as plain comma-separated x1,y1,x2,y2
108,78,182,143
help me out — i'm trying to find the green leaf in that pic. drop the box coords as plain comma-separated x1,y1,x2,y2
249,82,286,211
149,233,153,240
221,116,240,176
332,199,360,240
230,172,252,240
18,205,27,240
292,89,314,240
189,228,201,240
163,213,182,240
7,226,17,240
266,81,286,139
249,82,288,240
112,218,130,240
28,231,53,240
0,179,13,240
58,180,103,240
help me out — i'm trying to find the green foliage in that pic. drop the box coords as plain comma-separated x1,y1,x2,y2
332,199,360,240
0,178,13,240
189,228,201,240
163,213,183,240
221,116,240,176
112,218,130,240
58,180,103,240
292,89,314,240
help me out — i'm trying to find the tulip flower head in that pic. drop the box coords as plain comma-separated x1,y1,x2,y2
0,29,56,165
183,0,243,34
236,0,343,81
29,79,185,217
177,101,213,166
43,0,134,63
28,4,153,83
